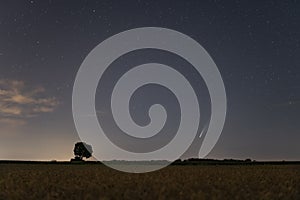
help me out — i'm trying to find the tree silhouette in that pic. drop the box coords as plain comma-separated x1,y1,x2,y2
73,142,93,161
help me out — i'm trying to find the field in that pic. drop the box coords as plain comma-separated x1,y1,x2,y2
0,164,300,200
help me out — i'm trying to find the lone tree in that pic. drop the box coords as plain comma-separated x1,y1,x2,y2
73,142,93,161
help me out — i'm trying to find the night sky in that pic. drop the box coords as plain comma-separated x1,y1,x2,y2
0,0,299,161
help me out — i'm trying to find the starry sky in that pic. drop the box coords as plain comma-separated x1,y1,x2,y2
0,0,299,161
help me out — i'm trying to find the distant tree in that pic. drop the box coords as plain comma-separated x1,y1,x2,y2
73,142,93,161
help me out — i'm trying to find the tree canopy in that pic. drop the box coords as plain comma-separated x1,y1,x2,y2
73,142,93,160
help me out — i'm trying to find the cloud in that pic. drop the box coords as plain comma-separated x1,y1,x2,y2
9,94,35,104
271,99,300,108
0,106,22,115
0,118,26,126
0,79,60,125
33,106,55,113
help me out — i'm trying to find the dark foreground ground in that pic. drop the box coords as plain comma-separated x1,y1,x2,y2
0,163,300,200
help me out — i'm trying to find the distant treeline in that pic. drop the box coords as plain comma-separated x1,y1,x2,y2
171,158,300,165
0,160,101,165
1,159,300,165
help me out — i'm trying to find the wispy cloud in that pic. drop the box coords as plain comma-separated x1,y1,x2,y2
0,79,59,126
0,118,27,126
271,99,300,108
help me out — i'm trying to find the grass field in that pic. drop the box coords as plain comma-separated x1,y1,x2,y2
0,164,299,200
